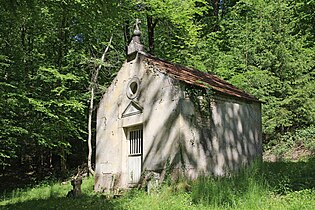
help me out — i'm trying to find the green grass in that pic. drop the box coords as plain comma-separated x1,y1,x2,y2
190,161,269,208
1,159,315,210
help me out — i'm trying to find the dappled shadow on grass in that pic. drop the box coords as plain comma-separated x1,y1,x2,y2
262,157,315,193
1,195,117,210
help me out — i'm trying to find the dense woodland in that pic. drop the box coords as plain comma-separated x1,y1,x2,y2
0,0,314,188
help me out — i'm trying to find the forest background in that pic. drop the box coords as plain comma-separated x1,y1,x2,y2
0,0,314,190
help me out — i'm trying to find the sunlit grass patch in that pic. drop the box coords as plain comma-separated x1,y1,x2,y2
266,189,315,210
0,176,94,207
114,186,197,210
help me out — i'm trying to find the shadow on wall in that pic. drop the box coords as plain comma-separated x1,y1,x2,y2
139,69,261,178
140,68,181,172
209,98,262,175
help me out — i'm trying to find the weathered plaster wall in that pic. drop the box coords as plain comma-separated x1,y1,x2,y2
95,53,145,191
140,60,182,172
210,96,262,174
178,95,213,178
179,94,262,178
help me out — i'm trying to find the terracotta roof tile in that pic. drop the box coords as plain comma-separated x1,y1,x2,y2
141,52,260,102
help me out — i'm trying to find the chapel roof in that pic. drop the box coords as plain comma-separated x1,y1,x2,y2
139,52,260,102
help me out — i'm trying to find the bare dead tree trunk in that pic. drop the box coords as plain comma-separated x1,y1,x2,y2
87,35,113,176
87,87,95,176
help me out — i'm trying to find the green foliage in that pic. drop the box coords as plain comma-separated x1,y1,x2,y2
185,85,213,118
0,0,126,172
131,0,208,63
295,127,315,152
0,55,11,67
266,126,315,159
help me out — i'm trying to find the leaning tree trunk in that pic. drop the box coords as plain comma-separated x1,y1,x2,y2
87,35,113,176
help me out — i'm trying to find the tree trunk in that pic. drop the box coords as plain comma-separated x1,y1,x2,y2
60,147,67,176
87,35,113,176
212,0,219,31
147,16,158,54
124,20,131,55
87,86,95,176
213,0,219,17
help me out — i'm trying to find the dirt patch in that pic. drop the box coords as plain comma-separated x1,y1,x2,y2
290,148,312,160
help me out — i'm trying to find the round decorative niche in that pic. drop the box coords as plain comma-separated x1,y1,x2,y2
126,77,140,99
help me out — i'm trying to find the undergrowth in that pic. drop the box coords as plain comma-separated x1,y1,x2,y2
265,126,315,160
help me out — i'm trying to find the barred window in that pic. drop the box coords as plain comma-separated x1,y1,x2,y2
129,129,143,155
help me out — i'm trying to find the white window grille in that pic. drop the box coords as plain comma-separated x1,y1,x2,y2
129,129,143,155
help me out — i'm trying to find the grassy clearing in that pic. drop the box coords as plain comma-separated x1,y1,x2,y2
1,159,315,210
